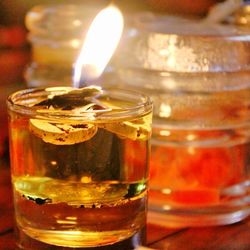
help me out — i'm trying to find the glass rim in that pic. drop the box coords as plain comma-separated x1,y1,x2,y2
7,86,153,122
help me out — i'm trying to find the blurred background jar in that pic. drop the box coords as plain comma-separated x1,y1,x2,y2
112,11,250,227
24,3,105,87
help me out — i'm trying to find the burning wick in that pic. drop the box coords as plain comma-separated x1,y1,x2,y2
73,5,124,88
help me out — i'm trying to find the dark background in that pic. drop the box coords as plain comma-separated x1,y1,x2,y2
0,0,220,26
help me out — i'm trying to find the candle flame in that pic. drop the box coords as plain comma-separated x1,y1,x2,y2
73,5,124,87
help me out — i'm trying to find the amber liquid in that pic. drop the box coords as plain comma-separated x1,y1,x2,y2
14,177,146,247
9,89,151,248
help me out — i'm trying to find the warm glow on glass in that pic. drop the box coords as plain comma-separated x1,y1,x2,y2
73,5,124,87
159,103,172,118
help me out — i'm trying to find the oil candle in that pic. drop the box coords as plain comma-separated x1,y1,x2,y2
114,14,250,227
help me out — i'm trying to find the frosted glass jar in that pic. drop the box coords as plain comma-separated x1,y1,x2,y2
114,14,250,227
25,4,103,87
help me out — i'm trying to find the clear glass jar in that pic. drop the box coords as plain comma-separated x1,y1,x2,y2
114,14,250,227
24,4,104,87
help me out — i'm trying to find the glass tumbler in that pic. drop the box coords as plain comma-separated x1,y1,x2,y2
7,86,152,249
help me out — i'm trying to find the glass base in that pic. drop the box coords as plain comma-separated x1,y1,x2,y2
148,208,250,228
148,180,250,227
15,226,146,250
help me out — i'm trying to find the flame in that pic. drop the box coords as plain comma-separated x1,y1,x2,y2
73,5,124,87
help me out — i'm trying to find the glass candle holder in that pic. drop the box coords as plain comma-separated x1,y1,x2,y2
7,86,152,249
25,4,108,87
114,14,250,227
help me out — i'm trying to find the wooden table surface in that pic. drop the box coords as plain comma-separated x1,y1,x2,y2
1,163,250,250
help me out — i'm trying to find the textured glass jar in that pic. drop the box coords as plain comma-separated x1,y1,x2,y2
114,14,250,227
25,4,105,87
